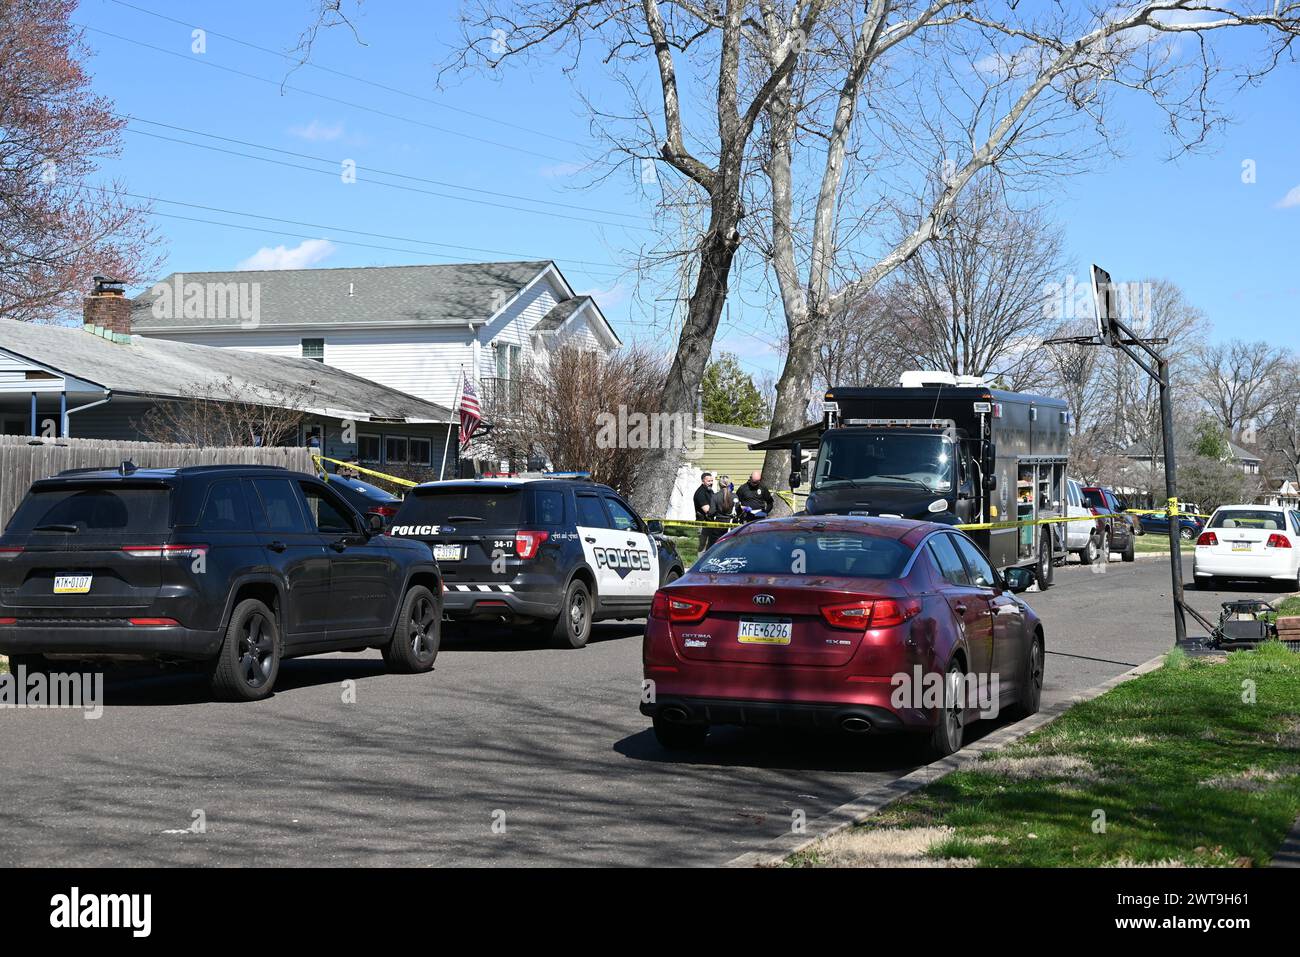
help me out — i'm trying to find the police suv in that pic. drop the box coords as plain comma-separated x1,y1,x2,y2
386,477,683,648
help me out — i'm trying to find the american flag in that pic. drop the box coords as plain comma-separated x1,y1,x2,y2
458,373,482,449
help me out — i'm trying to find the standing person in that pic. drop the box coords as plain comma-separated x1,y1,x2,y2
736,470,774,523
714,475,735,523
693,472,720,552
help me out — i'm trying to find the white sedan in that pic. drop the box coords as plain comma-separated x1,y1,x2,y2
1193,505,1300,590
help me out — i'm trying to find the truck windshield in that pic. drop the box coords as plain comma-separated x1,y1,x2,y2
812,433,954,493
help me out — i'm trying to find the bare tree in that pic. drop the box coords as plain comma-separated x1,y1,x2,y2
0,0,161,322
758,1,1300,499
481,345,670,495
134,377,313,448
1193,339,1290,443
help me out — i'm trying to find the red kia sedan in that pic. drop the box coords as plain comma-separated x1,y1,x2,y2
641,516,1044,756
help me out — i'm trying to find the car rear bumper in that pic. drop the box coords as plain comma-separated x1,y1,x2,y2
441,584,562,622
0,619,222,660
1194,554,1297,580
640,694,910,733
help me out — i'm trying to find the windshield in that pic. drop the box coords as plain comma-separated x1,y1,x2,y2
812,432,954,492
6,485,172,536
1210,509,1286,530
693,529,910,579
395,488,522,526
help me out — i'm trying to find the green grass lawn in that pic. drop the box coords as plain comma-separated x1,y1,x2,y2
790,643,1300,867
667,534,701,569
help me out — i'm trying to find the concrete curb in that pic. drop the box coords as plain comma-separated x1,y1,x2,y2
724,652,1169,868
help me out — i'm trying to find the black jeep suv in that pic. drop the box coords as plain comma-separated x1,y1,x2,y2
0,464,441,701
387,477,683,649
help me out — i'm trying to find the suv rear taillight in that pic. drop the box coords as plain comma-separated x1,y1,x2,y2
650,591,710,623
1266,534,1292,549
514,530,549,559
121,544,208,559
0,546,22,559
129,618,179,626
1197,531,1218,546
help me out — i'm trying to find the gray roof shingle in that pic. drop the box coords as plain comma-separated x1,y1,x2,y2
0,318,455,423
131,261,551,330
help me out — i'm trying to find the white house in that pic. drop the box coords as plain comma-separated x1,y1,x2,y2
130,259,621,421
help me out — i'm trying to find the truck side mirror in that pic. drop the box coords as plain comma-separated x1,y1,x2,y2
984,474,997,492
789,441,803,489
981,442,996,491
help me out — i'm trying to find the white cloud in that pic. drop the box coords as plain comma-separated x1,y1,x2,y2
288,119,346,142
237,238,337,271
1278,185,1300,209
576,281,629,310
538,161,588,179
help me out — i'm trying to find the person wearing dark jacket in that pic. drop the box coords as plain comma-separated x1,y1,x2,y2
735,470,774,523
693,472,722,551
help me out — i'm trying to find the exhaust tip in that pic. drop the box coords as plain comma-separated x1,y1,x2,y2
661,706,689,723
840,716,872,734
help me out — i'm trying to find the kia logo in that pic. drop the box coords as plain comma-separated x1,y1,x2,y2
753,594,775,605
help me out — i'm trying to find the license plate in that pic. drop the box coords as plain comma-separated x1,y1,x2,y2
1232,542,1252,553
738,618,792,644
433,545,462,562
53,574,92,594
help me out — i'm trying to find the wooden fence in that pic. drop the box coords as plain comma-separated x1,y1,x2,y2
0,435,314,531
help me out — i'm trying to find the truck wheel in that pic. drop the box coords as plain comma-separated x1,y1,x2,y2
1036,533,1054,589
550,578,592,649
1082,534,1100,565
382,585,440,673
1122,534,1136,563
209,598,280,702
1099,531,1111,563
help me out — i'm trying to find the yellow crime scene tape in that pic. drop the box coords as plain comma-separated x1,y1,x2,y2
311,454,420,489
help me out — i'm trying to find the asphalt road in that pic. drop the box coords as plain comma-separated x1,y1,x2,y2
1,554,1288,866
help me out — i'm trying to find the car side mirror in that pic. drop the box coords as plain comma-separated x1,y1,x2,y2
646,519,663,535
367,512,385,535
1003,566,1035,593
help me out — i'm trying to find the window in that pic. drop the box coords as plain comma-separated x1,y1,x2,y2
8,486,172,535
252,478,308,533
927,534,970,587
952,535,998,589
695,530,910,578
575,493,610,528
495,343,509,379
1211,509,1286,531
300,483,356,534
384,435,408,464
396,488,523,526
408,437,432,467
531,489,566,526
200,480,251,531
604,497,641,532
301,338,325,362
302,423,324,448
358,434,381,463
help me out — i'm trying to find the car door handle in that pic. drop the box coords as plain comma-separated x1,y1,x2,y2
267,541,287,553
627,540,638,547
954,602,968,614
585,536,597,544
331,539,348,552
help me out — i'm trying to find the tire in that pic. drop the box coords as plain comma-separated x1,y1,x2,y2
1006,633,1044,720
927,660,966,758
1082,533,1100,565
382,585,440,673
550,577,593,649
653,715,708,750
209,598,280,702
1099,531,1111,563
662,567,682,587
1179,526,1195,542
1036,532,1053,589
1121,533,1135,563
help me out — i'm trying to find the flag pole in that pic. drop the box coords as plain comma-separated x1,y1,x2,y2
439,368,461,481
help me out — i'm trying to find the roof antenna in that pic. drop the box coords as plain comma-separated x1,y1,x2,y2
119,460,137,476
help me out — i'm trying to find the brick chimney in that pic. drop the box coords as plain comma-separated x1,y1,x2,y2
83,276,131,341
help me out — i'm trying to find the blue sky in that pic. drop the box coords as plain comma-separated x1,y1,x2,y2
77,0,1299,381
